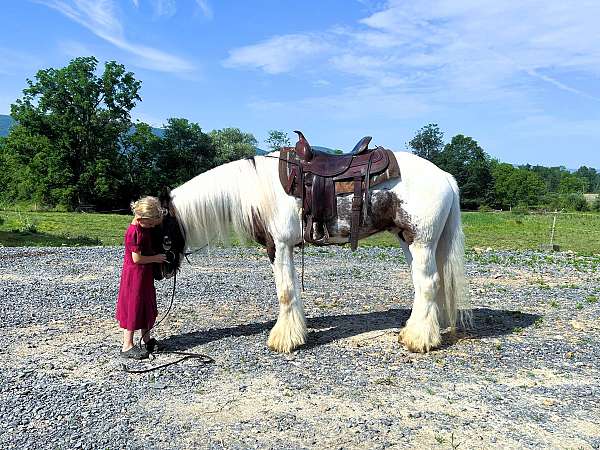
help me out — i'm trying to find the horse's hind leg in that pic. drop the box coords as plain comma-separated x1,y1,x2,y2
267,241,307,353
399,242,442,352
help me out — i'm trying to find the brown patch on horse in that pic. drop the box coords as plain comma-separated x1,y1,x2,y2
251,210,276,263
369,191,416,244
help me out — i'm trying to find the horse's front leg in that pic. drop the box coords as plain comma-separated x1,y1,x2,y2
400,242,442,352
267,241,307,353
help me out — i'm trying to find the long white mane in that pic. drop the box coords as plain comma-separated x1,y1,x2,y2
170,157,277,248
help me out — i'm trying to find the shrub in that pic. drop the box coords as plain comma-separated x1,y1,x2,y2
561,193,588,211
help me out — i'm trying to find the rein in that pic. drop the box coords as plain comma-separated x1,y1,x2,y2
121,244,214,374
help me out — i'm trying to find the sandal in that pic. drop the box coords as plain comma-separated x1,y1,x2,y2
120,345,150,360
144,338,159,353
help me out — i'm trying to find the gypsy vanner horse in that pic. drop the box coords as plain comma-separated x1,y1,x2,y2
156,133,470,353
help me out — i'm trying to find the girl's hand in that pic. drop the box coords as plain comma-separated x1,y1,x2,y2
153,254,167,263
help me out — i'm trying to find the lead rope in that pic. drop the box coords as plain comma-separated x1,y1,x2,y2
122,268,214,374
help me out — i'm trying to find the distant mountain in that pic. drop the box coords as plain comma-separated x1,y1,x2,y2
0,115,15,137
0,115,165,139
1,117,339,158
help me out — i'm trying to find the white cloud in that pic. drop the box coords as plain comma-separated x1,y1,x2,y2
150,0,176,18
36,0,196,73
223,34,331,74
226,0,600,103
195,0,212,19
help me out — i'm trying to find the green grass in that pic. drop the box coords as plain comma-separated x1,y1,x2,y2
1,209,600,254
363,211,600,255
0,210,130,246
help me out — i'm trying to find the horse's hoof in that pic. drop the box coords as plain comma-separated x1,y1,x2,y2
267,330,305,353
399,326,441,353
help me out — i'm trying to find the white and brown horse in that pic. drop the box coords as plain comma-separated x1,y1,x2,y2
158,145,470,353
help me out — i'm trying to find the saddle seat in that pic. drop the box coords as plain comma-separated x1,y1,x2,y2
278,131,400,250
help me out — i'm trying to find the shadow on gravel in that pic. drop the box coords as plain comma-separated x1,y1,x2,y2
159,307,540,351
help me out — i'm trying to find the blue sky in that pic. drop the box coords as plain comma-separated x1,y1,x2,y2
1,0,599,168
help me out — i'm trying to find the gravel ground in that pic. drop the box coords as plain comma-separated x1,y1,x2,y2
1,245,599,450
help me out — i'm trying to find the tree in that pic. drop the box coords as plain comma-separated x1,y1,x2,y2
491,161,547,209
209,127,256,166
157,118,215,187
9,56,141,208
436,134,493,209
265,130,291,152
0,125,73,206
408,123,444,163
558,173,588,194
574,166,599,193
121,122,163,199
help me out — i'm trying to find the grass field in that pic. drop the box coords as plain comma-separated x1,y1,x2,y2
1,209,599,254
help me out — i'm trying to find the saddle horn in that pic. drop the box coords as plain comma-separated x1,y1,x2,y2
294,130,313,162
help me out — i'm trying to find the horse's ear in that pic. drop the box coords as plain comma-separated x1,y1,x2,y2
158,187,171,207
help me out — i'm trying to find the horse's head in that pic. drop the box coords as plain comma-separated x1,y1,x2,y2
152,188,186,280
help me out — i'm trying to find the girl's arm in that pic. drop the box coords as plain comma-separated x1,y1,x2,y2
132,252,167,264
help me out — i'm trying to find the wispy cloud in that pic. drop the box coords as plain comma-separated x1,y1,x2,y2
223,34,332,74
150,0,176,18
36,0,196,73
226,0,600,105
195,0,212,19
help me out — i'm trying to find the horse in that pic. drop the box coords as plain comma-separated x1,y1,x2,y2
156,138,470,354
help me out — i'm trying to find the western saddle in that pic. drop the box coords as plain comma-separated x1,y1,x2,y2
279,131,400,250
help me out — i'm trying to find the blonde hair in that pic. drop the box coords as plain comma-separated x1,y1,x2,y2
130,196,166,219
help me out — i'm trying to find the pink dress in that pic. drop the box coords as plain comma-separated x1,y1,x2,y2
115,224,158,331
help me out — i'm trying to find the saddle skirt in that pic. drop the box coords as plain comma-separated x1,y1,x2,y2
278,131,400,250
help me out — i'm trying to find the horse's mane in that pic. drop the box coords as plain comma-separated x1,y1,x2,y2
170,157,277,248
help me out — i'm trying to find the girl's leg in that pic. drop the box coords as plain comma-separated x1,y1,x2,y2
122,329,135,351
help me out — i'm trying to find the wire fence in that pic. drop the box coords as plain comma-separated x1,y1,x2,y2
463,210,600,255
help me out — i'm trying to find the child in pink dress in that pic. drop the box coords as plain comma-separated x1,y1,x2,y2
116,196,167,360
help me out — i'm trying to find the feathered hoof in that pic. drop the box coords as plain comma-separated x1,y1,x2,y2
267,325,306,353
399,325,441,353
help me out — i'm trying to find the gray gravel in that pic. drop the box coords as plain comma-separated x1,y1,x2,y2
1,245,599,449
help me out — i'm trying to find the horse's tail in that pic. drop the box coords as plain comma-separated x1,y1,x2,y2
437,174,471,330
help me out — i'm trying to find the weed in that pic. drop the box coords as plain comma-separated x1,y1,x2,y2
534,317,544,328
513,326,524,334
549,300,559,308
585,295,598,304
434,435,447,445
576,303,583,310
374,376,396,386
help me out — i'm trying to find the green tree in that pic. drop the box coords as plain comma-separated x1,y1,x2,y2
121,122,163,199
209,127,257,166
491,161,547,209
558,173,588,194
265,129,291,152
436,134,493,209
0,125,73,206
9,56,141,208
573,166,598,192
408,123,444,162
156,118,214,187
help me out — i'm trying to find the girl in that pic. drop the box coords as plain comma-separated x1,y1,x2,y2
116,196,167,359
